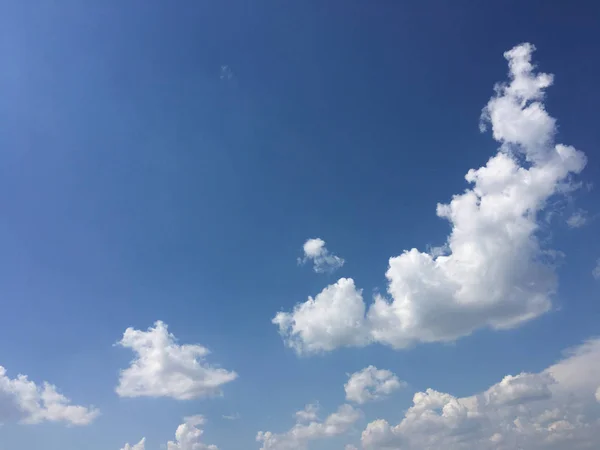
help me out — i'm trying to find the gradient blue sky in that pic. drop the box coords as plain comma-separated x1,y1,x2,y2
0,1,599,449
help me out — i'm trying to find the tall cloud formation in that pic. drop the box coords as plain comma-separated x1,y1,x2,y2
257,403,361,450
116,321,237,400
361,338,600,449
274,43,587,354
299,238,345,274
0,366,99,426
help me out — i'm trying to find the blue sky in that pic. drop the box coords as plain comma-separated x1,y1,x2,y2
0,1,599,449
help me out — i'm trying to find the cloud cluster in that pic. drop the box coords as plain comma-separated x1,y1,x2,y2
116,321,237,400
0,366,99,426
345,366,405,405
122,416,218,450
361,338,600,449
274,43,587,354
298,238,345,274
257,403,361,450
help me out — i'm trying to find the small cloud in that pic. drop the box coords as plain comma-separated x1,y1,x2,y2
566,210,588,228
222,412,241,421
115,321,237,400
298,238,345,274
345,366,406,404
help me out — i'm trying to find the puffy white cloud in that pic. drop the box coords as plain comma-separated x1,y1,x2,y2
566,210,588,228
0,366,99,426
257,404,361,450
167,415,218,450
593,259,600,279
483,372,554,406
122,416,218,450
361,338,600,449
274,43,587,354
121,438,146,450
116,321,237,400
299,238,345,274
273,278,370,354
345,366,405,404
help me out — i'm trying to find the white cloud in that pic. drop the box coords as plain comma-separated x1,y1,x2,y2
345,366,405,404
593,259,600,279
274,43,587,354
257,404,361,450
122,416,218,450
361,338,600,449
121,438,146,450
345,446,359,450
222,412,241,420
295,402,320,423
116,321,237,400
299,238,345,274
273,278,370,354
168,415,218,450
566,210,588,228
0,366,99,426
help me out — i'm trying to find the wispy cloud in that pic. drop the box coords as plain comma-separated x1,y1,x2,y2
298,238,345,274
593,259,600,279
566,209,588,228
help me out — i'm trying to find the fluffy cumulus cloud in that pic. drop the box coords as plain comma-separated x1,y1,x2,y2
116,321,237,400
257,403,361,450
345,366,405,404
299,238,345,274
167,415,218,450
121,438,146,450
273,278,370,354
274,43,587,354
121,416,217,450
0,366,99,426
360,338,600,449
